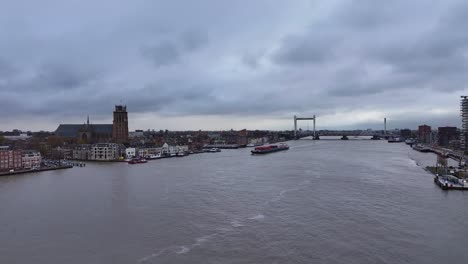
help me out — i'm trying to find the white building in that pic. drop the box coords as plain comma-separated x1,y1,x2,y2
138,147,163,158
90,143,121,161
22,151,42,169
176,145,189,153
125,148,137,158
161,143,188,155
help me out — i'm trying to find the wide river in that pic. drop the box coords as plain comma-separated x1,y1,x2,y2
1,140,467,264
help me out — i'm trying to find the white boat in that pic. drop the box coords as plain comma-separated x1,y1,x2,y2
388,137,403,143
148,153,161,159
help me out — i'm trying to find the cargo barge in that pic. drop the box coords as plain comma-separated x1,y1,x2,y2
251,143,289,155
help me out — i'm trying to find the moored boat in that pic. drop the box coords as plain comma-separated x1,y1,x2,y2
209,148,221,152
128,158,148,164
251,143,289,155
412,144,431,152
388,137,403,143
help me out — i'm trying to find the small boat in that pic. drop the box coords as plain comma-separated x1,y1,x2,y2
176,152,187,157
405,139,416,145
128,158,148,164
147,154,161,160
388,137,403,143
412,144,431,152
209,148,221,152
246,143,263,147
251,143,289,155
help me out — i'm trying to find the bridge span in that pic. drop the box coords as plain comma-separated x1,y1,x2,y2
294,115,384,139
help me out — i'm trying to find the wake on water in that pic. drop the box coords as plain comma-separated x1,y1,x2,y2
139,178,311,262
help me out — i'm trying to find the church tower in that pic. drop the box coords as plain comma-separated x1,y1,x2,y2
112,105,128,144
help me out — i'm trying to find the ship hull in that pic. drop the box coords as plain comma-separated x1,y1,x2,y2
251,146,289,155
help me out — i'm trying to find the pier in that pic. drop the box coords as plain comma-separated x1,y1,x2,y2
0,165,73,177
434,175,468,191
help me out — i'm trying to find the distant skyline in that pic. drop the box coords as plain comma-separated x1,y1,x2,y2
1,0,467,131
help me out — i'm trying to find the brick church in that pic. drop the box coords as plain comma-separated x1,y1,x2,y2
55,105,129,144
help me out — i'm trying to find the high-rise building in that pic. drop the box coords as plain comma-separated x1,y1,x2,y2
418,125,432,144
400,128,412,139
437,127,458,147
112,105,129,144
461,96,468,151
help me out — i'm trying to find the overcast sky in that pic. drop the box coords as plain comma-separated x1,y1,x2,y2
1,0,467,131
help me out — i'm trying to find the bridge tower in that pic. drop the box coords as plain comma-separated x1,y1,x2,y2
294,115,316,139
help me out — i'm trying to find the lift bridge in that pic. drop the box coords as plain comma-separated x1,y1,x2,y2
294,115,380,140
294,115,317,139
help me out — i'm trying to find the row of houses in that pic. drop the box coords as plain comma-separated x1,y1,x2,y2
71,143,189,161
0,146,42,172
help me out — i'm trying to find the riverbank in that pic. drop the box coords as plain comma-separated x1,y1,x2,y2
0,165,73,177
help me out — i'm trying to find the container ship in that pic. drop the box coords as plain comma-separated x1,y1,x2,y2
251,143,289,155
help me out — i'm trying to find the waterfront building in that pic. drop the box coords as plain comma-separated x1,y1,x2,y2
22,151,42,169
73,145,91,160
449,140,461,150
138,147,163,158
249,137,269,145
126,148,137,158
238,129,248,146
400,129,412,139
437,127,458,147
89,143,123,161
461,96,468,152
418,125,432,144
176,145,189,153
161,143,178,155
112,105,129,144
0,146,23,171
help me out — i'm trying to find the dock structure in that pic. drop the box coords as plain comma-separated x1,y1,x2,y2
434,175,468,190
203,144,239,149
0,165,73,177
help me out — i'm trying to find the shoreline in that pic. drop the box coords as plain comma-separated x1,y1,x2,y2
0,165,73,177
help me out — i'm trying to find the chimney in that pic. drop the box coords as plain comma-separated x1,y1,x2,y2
384,118,387,135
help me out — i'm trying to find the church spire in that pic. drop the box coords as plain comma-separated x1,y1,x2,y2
87,115,90,126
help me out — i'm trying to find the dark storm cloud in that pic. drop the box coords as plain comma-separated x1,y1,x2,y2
1,0,468,130
0,58,17,79
273,0,468,99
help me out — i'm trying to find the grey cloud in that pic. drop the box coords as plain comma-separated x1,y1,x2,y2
1,0,468,131
141,41,181,67
272,33,340,65
141,30,209,67
181,30,209,51
0,58,17,79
